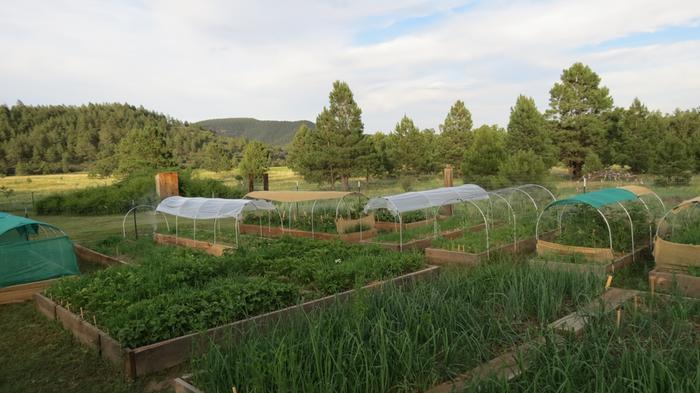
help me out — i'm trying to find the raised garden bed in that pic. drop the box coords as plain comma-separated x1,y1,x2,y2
427,287,641,393
35,265,438,378
374,214,450,232
74,244,128,267
463,291,700,392
0,278,59,305
368,222,490,252
426,231,555,267
179,262,602,393
238,224,377,242
530,245,650,276
649,269,700,298
35,236,428,378
153,232,234,256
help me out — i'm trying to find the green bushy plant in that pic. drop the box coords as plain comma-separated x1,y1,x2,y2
47,236,424,347
35,170,243,215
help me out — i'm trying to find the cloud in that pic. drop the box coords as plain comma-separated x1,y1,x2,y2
1,0,699,133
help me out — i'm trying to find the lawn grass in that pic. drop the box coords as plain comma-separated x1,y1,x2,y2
0,302,145,393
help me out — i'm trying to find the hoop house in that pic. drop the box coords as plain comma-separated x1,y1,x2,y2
155,196,277,247
243,191,373,240
364,185,490,251
0,212,79,289
653,197,700,272
535,188,653,263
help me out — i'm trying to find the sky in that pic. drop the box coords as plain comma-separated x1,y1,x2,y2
1,0,700,133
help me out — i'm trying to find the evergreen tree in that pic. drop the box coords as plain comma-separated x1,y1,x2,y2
388,116,436,175
653,133,693,185
288,81,369,189
547,63,613,178
498,150,547,185
238,141,271,185
461,125,507,188
506,95,556,167
115,125,174,175
438,100,473,171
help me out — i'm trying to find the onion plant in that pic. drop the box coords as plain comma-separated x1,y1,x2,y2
465,295,700,392
191,260,602,393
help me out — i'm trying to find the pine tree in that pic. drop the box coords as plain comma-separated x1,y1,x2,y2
238,141,271,186
461,125,507,188
438,100,473,171
506,95,556,167
547,63,613,178
387,115,436,175
289,81,369,189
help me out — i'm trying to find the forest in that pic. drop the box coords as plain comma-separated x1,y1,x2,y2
0,103,247,176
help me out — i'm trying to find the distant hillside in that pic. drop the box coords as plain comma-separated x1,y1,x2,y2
196,117,314,146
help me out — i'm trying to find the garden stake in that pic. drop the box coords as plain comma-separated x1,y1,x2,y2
616,306,622,328
605,275,613,290
80,307,84,319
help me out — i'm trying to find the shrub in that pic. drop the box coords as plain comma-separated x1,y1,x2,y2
35,170,243,215
498,149,547,185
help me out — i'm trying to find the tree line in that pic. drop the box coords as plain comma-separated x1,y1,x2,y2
289,63,700,189
2,62,698,189
0,102,250,176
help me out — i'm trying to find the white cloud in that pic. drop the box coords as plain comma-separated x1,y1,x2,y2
1,0,699,133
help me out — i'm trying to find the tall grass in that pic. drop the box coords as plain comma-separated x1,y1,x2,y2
467,295,700,392
191,260,602,393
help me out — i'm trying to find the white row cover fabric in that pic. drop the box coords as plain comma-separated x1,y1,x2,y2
156,196,276,220
364,184,489,215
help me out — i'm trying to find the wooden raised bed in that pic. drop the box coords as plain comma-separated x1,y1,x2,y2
74,244,128,266
425,232,556,267
529,246,649,276
0,278,60,305
238,223,377,243
425,287,640,392
649,269,700,298
374,215,450,232
174,288,641,393
34,265,440,378
368,222,491,252
0,244,128,305
153,233,233,256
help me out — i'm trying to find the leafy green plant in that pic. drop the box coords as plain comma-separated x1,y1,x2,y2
47,236,424,347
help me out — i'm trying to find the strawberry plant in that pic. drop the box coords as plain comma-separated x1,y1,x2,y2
47,236,424,348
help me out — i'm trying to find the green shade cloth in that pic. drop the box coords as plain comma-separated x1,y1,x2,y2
547,188,638,209
0,212,79,288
